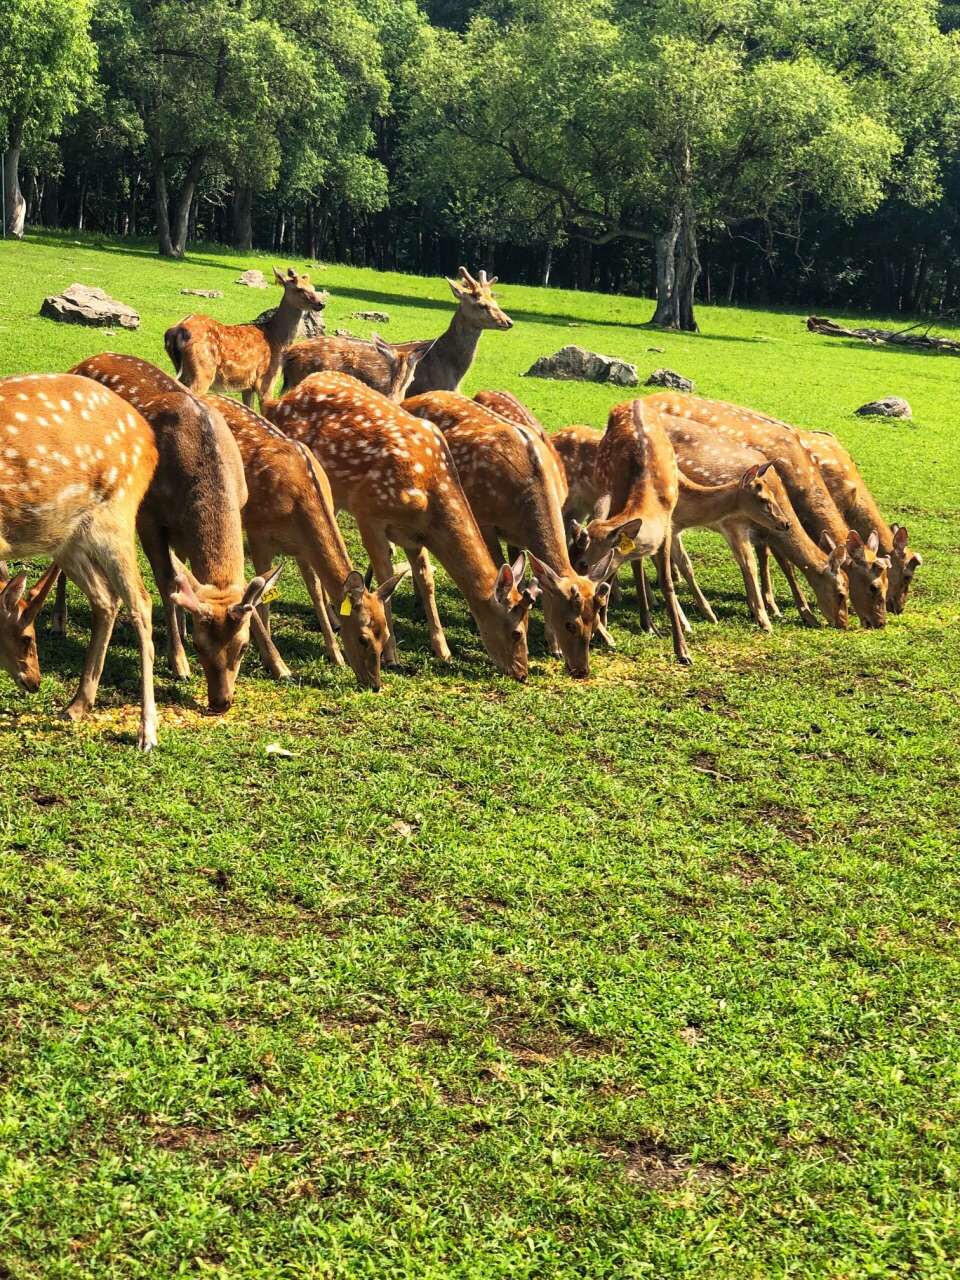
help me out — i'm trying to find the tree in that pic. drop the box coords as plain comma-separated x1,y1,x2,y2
0,0,95,238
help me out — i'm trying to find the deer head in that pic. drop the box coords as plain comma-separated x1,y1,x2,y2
482,552,536,680
887,523,922,614
338,566,408,691
736,462,792,532
840,529,889,629
371,334,433,403
567,493,643,573
0,564,61,693
529,551,613,678
445,266,513,331
171,561,283,712
274,266,328,313
811,533,851,628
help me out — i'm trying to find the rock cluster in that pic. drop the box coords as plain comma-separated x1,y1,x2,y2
855,397,912,419
645,368,696,392
40,284,140,329
523,345,639,386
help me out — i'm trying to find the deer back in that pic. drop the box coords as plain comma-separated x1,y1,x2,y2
282,336,431,401
472,389,568,503
552,425,603,521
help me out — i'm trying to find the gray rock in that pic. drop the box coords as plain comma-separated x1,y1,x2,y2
351,310,389,323
855,397,912,419
645,368,696,392
40,284,140,330
236,269,269,288
523,345,639,386
253,307,326,339
181,288,223,298
334,327,356,339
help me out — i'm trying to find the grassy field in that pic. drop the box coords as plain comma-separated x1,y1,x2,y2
1,230,960,1278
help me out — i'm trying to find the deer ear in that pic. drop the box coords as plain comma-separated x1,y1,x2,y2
21,564,61,625
828,545,849,571
756,459,774,477
866,530,880,554
228,564,283,621
363,564,375,589
588,549,616,583
371,333,392,359
845,529,865,556
445,277,466,300
273,267,287,285
892,524,908,549
819,530,837,554
1,571,29,611
739,464,760,487
342,570,366,606
494,563,516,604
592,493,612,521
527,553,563,593
375,568,408,603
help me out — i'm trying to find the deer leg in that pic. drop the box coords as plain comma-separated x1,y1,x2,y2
55,553,121,724
356,521,402,665
242,389,256,409
720,525,772,632
755,539,784,619
51,573,68,635
405,545,452,663
771,547,821,629
656,548,691,635
672,536,718,624
248,612,294,682
139,527,191,680
93,537,159,752
296,556,345,666
633,558,660,635
654,535,692,664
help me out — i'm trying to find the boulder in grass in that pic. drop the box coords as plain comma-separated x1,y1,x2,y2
352,310,389,323
40,284,140,329
645,368,696,392
253,306,326,339
855,397,912,420
236,269,269,288
523,345,639,386
181,288,223,299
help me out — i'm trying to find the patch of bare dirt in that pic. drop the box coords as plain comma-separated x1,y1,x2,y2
603,1138,729,1191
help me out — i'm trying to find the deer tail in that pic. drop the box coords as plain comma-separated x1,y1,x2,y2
164,324,191,378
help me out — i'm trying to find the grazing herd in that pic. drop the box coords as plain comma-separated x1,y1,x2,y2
0,264,921,750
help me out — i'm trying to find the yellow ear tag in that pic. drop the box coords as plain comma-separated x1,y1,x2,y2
340,597,353,617
261,587,279,604
619,533,636,555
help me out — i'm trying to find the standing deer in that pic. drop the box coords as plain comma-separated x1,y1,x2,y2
797,429,921,613
0,374,159,749
208,395,406,690
403,392,612,677
646,394,888,628
569,398,692,664
405,268,513,395
69,355,286,711
266,373,535,679
281,334,433,400
164,267,328,407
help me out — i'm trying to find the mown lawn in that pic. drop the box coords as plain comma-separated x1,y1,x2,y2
1,231,959,1278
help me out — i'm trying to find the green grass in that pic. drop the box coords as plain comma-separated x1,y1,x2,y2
2,230,960,1278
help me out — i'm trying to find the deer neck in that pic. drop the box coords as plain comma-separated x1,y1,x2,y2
675,476,741,529
845,485,892,554
766,518,826,580
261,297,304,353
423,493,500,608
413,310,482,393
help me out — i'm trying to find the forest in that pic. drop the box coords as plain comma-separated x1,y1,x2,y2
3,0,960,328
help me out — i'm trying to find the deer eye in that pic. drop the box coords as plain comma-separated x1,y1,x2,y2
358,635,369,649
512,627,524,640
565,621,577,634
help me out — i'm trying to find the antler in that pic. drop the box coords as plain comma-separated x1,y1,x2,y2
458,266,481,292
478,270,498,289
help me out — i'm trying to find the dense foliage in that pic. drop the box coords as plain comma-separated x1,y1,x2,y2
2,0,960,322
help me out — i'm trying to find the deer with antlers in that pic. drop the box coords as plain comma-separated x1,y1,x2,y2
402,268,513,396
68,355,286,712
208,395,406,690
0,374,159,749
646,394,888,628
265,373,535,678
403,392,612,676
796,429,921,613
164,267,328,407
281,333,433,400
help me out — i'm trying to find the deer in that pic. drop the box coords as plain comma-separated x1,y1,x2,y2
206,395,406,691
280,333,434,400
265,373,535,679
796,429,921,613
0,564,62,693
68,355,286,712
656,419,851,630
645,394,888,628
405,268,513,395
562,398,692,665
0,374,159,749
402,392,613,677
471,390,568,494
164,267,328,407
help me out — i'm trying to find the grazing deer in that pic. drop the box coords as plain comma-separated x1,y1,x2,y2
659,419,850,629
267,373,535,678
647,394,888,628
403,392,612,677
207,395,406,690
164,267,328,407
69,355,286,712
281,333,433,400
566,398,692,664
797,429,921,613
0,564,62,693
471,390,569,499
0,374,159,749
406,268,513,395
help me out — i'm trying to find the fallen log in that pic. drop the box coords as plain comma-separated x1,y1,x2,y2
806,314,960,356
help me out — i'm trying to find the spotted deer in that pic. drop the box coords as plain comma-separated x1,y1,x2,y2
68,355,286,712
406,268,513,395
471,390,569,495
208,395,406,690
565,398,692,664
0,374,159,749
281,333,433,400
659,419,850,630
646,394,888,628
266,373,535,678
403,392,612,677
164,267,328,407
797,429,920,613
0,563,61,694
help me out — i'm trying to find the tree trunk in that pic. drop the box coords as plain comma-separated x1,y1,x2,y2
576,239,593,290
651,207,682,327
677,206,701,332
231,184,253,250
726,261,737,304
3,122,26,239
148,130,176,258
542,243,552,287
337,200,349,262
169,153,204,258
127,169,140,237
